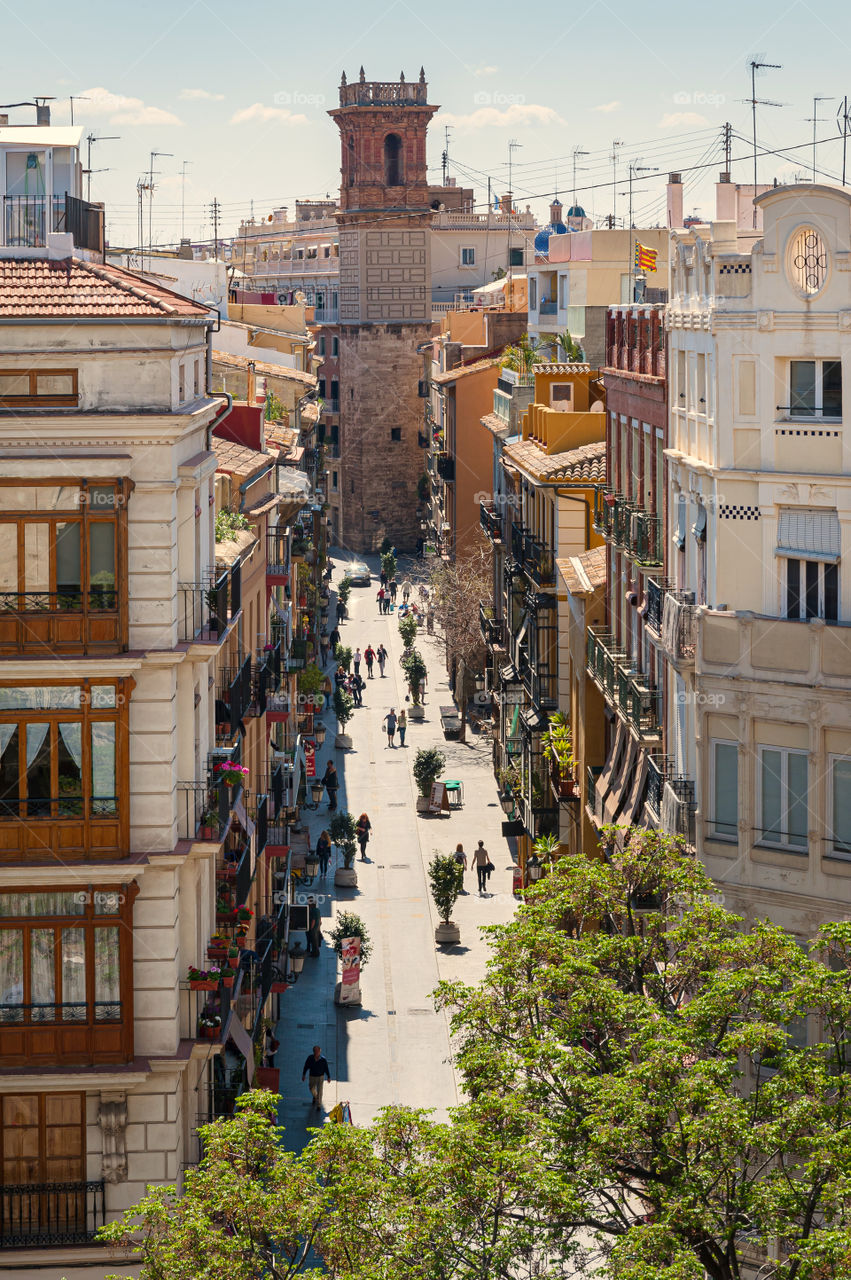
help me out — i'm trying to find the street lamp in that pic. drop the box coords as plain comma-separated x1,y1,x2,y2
314,722,327,746
499,788,516,815
310,781,325,807
526,853,543,883
304,852,320,880
288,942,305,978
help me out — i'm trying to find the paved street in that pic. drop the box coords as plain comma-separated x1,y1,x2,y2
273,555,517,1145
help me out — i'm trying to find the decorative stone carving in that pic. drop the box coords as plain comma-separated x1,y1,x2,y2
98,1092,128,1184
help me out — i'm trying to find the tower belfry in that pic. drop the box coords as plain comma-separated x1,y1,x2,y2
328,70,440,551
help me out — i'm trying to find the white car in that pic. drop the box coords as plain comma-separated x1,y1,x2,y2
345,562,371,587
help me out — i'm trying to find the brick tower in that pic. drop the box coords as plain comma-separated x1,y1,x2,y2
329,69,438,552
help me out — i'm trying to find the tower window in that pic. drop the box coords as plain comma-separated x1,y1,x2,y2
384,134,403,186
347,136,355,187
391,428,402,441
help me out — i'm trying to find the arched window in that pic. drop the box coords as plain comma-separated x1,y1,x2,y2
788,226,828,296
347,136,355,187
384,133,402,186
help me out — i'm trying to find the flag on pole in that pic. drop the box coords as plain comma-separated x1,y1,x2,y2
634,243,658,273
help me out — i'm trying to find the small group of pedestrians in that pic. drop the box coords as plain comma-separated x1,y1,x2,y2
452,840,494,894
382,707,407,747
360,643,387,678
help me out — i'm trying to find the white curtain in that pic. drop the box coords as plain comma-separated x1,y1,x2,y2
30,928,55,1021
94,927,120,1016
0,930,23,1018
25,722,49,768
90,723,115,800
58,722,83,769
61,927,86,1016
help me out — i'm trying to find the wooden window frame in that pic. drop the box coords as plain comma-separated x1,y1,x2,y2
0,1091,86,1185
0,369,78,409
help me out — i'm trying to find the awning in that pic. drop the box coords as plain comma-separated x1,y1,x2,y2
777,507,840,562
501,663,521,685
604,733,637,825
691,504,707,543
520,706,547,734
515,612,530,652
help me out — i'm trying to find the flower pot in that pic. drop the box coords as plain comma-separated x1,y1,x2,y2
200,825,216,840
435,921,461,945
200,1025,219,1041
221,974,234,989
334,867,358,888
190,980,217,991
255,1066,280,1092
335,733,352,750
416,795,431,813
270,980,288,993
409,704,425,720
207,947,227,962
236,936,246,950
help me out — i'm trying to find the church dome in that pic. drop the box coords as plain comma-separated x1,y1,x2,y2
534,226,552,254
566,205,586,219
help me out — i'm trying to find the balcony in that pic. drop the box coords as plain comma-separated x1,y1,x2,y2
644,754,668,821
630,511,663,569
179,562,242,643
480,501,504,544
216,654,254,737
660,776,696,846
177,780,234,843
0,587,124,657
267,530,290,583
593,488,615,539
510,521,529,566
645,578,665,639
323,396,340,412
314,307,339,323
539,300,558,316
550,748,580,802
616,666,662,739
2,193,104,253
660,590,696,667
479,604,505,648
526,538,555,588
586,626,628,705
0,1179,106,1249
436,453,456,482
611,496,635,552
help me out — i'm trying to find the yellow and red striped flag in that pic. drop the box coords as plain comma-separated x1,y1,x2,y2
634,243,657,273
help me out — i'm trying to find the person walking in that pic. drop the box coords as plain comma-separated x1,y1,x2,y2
356,812,372,860
329,625,341,652
377,644,387,677
383,708,397,747
302,1044,332,1111
305,897,322,956
316,829,332,877
397,707,407,747
401,577,413,604
352,673,364,708
453,842,468,892
334,664,347,692
380,568,387,587
320,633,331,667
364,644,375,678
353,647,362,677
322,760,339,810
472,841,490,894
376,586,385,613
336,599,345,624
389,578,398,603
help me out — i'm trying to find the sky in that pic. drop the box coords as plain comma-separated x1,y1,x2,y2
5,0,851,247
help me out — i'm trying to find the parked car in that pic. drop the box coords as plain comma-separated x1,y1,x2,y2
345,562,371,586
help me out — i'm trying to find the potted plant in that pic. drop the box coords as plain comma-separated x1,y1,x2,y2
327,910,371,1006
401,649,428,717
334,643,352,673
380,549,397,583
337,576,352,616
329,811,359,887
428,853,464,945
214,761,249,789
198,1009,221,1041
200,809,218,841
207,935,228,961
413,746,446,814
398,612,418,650
334,686,354,750
188,966,219,991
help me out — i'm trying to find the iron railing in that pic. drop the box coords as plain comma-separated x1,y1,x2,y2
593,488,615,538
0,589,118,613
617,666,662,738
480,502,503,543
0,1179,106,1248
644,755,668,819
266,529,290,576
2,195,66,248
0,795,117,821
177,781,231,842
0,1001,120,1025
178,562,242,642
64,194,105,253
218,654,253,728
612,496,635,551
436,453,455,482
645,578,665,636
479,604,505,647
631,511,663,568
232,837,255,907
661,776,697,846
526,538,555,587
586,765,603,821
661,590,697,665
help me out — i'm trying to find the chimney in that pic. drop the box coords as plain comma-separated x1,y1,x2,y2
177,238,194,260
666,172,683,229
715,171,736,221
499,192,512,215
36,102,50,127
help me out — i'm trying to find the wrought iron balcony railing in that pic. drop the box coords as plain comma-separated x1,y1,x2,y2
436,452,456,482
177,780,233,842
0,1179,106,1248
479,604,505,647
630,511,663,568
526,537,555,587
661,776,697,846
179,561,242,643
611,496,635,551
480,501,503,544
660,590,697,666
593,488,615,538
617,665,662,738
645,578,665,637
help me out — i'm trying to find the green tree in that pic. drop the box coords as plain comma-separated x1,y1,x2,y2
428,853,463,924
437,830,851,1280
398,611,418,650
501,332,547,378
412,746,445,797
328,810,358,868
381,549,397,582
400,647,427,704
333,686,354,733
327,909,372,966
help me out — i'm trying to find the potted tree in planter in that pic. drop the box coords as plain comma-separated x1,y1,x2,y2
333,643,352,673
428,852,464,945
337,576,352,618
413,746,446,814
298,662,324,715
328,910,371,1006
398,612,418,651
401,649,428,720
329,811,359,887
334,686,354,750
380,549,397,583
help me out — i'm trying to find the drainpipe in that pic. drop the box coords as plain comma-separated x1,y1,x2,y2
205,311,232,449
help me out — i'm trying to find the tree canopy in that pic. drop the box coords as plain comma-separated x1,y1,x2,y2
102,834,851,1280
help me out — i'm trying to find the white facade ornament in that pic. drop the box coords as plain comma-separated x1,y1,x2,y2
98,1092,128,1184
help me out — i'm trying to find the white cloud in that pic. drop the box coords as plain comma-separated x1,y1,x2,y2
79,86,181,126
593,101,621,113
472,65,499,77
230,102,309,126
659,111,709,128
180,88,224,101
440,103,563,132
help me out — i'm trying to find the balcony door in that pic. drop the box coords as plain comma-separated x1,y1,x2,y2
0,1092,87,1245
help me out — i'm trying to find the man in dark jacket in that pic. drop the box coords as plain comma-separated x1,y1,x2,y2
302,1044,331,1110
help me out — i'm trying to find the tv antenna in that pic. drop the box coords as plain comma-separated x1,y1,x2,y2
85,134,119,201
441,125,452,185
610,139,624,226
838,98,851,186
148,150,173,257
69,96,89,126
805,96,833,181
572,146,589,207
742,57,783,227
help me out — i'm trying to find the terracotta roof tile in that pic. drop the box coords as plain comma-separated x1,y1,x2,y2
504,438,606,483
211,349,317,387
557,545,607,595
0,256,211,318
431,356,502,386
212,436,276,479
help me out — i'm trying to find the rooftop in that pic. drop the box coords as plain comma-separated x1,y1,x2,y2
557,544,606,596
212,435,275,481
431,356,503,386
211,349,317,387
504,438,606,483
0,256,211,319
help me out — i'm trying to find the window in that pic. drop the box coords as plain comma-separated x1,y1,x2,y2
784,559,838,621
0,480,123,614
509,247,523,267
332,336,339,357
788,359,842,419
758,746,808,850
0,682,123,821
318,378,326,400
330,379,339,403
0,1092,84,1187
194,359,201,397
829,756,851,857
710,740,738,840
178,363,185,403
529,278,537,310
384,133,403,186
390,428,402,441
317,336,326,357
788,226,828,295
558,275,567,309
332,471,338,492
0,369,78,409
460,247,475,267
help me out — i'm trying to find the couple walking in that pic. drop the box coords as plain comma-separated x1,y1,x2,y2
453,840,493,894
382,707,407,747
360,644,386,679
